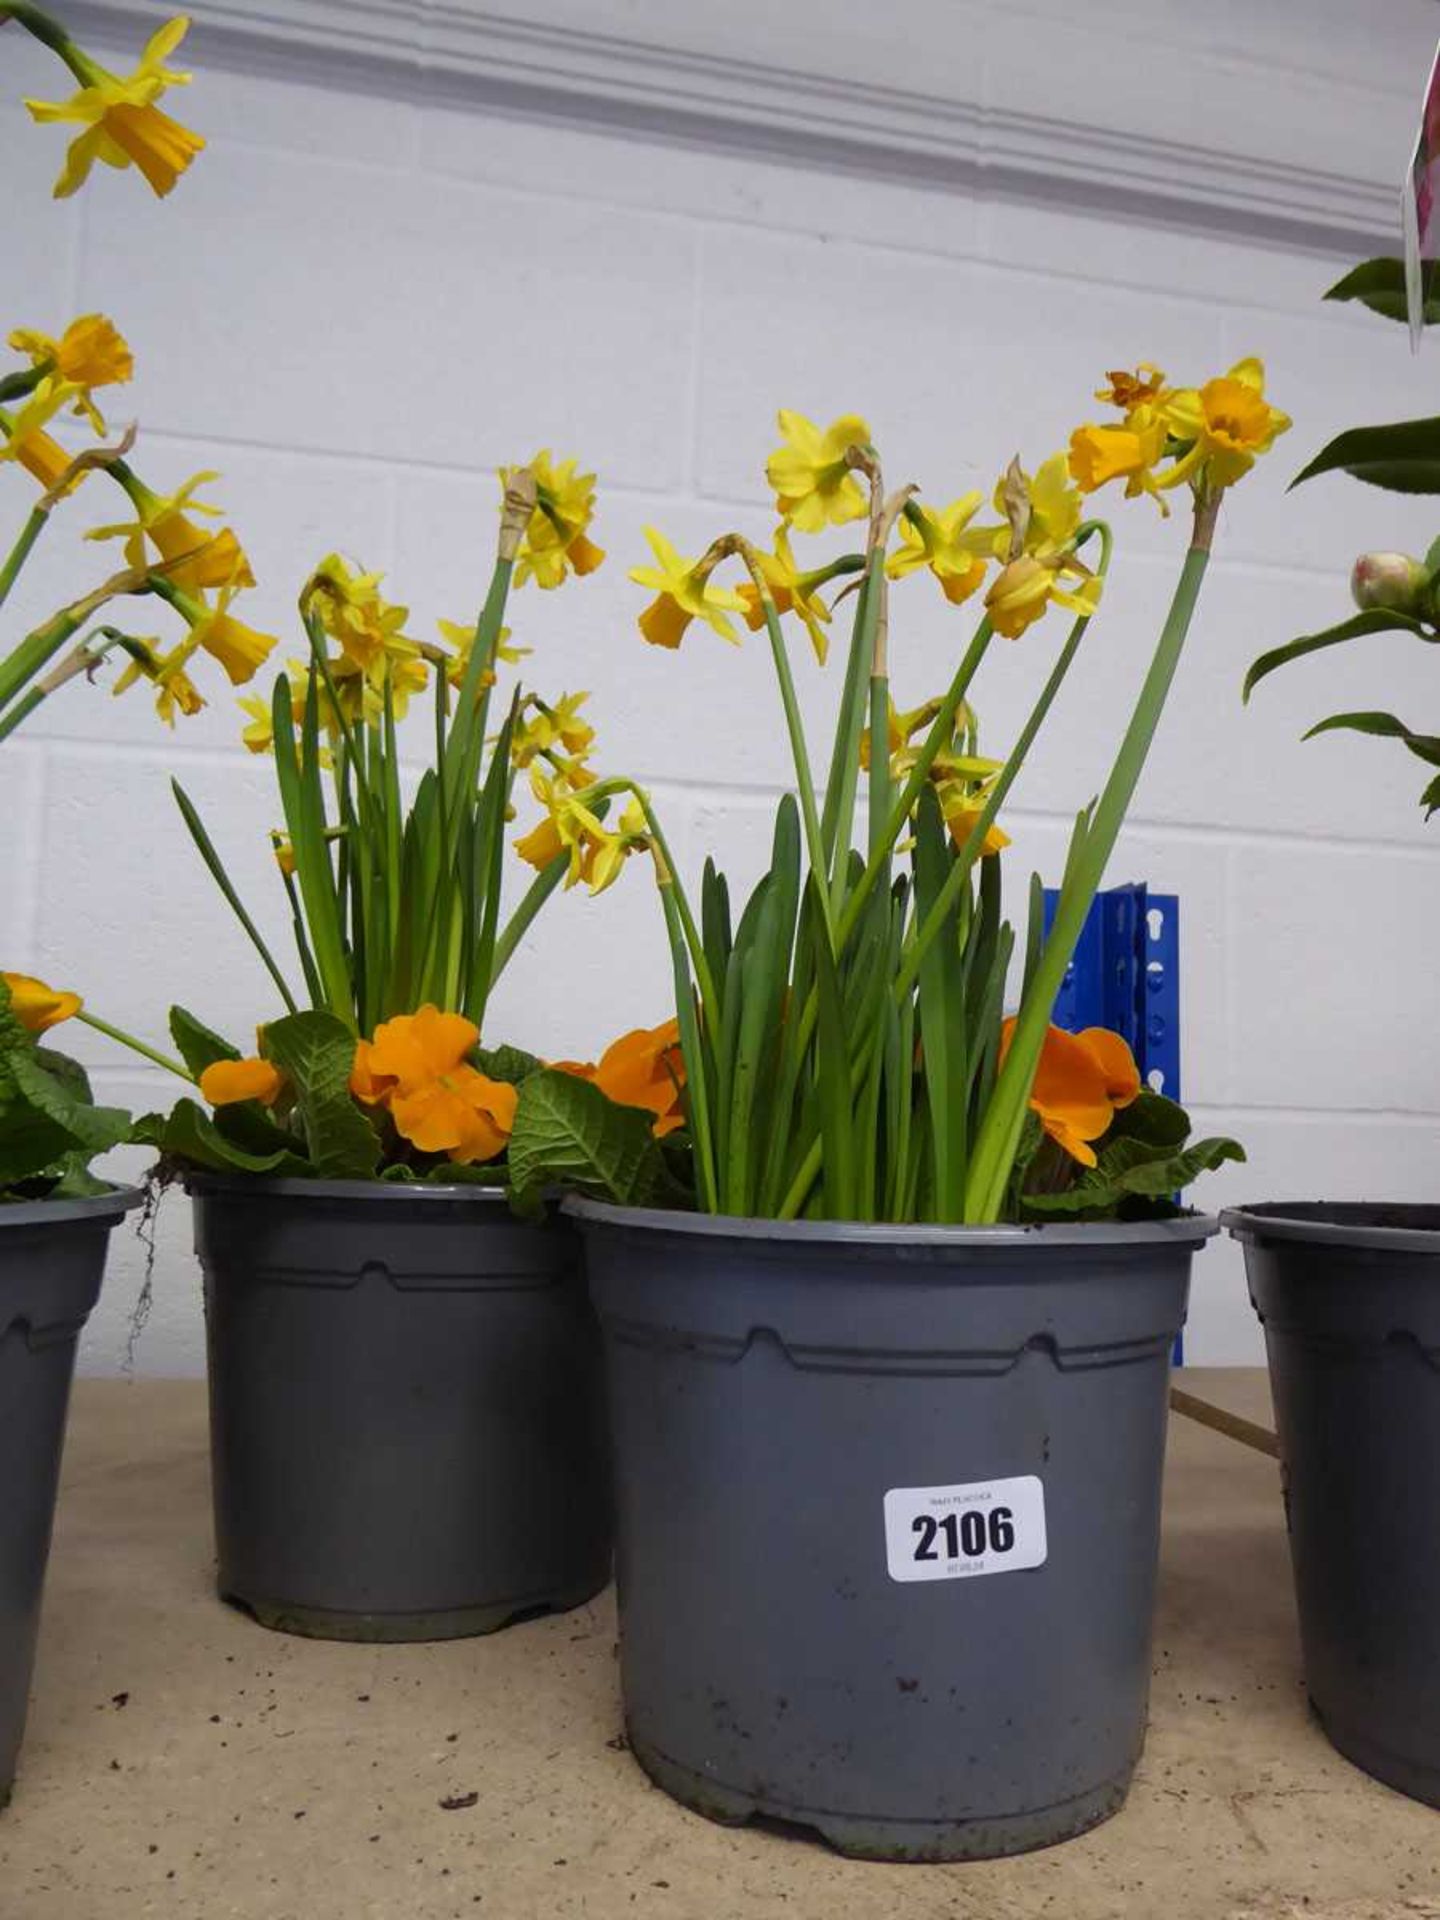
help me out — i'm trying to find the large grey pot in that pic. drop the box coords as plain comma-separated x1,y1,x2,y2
568,1199,1214,1861
191,1177,611,1642
1,1187,139,1808
1225,1201,1440,1810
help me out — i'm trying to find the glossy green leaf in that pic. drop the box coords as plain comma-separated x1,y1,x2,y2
506,1067,665,1216
262,1011,381,1179
1292,417,1440,494
1323,257,1440,327
1302,709,1440,767
169,1006,241,1079
1243,609,1437,702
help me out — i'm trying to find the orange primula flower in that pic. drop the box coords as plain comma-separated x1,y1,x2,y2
1000,1020,1140,1168
351,1006,517,1166
2,970,82,1033
199,1057,285,1108
577,1018,686,1138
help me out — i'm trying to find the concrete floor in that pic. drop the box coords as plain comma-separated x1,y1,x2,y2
1,1373,1437,1920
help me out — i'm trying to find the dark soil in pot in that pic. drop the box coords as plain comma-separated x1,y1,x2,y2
1226,1201,1440,1810
569,1198,1214,1862
1,1187,139,1807
192,1177,611,1642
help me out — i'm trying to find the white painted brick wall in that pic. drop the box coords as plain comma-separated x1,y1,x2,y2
4,6,1440,1375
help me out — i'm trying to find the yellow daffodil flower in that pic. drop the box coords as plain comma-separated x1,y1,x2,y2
513,764,641,894
302,553,420,690
154,660,204,724
0,381,85,491
510,691,595,770
1158,357,1291,495
88,471,255,593
237,662,309,754
1094,364,1171,412
934,777,1011,857
2,971,82,1033
185,586,279,686
887,494,991,606
986,551,1101,641
7,315,133,432
983,454,1099,639
436,619,529,701
860,697,1010,856
330,648,429,727
502,450,606,589
736,528,833,664
24,17,204,200
765,409,872,532
630,528,746,649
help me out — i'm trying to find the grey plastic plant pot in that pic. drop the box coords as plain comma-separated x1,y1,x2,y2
190,1176,611,1642
1224,1201,1440,1810
1,1186,140,1809
566,1197,1214,1862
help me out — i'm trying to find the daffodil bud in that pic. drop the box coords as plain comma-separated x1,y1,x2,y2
1350,551,1430,616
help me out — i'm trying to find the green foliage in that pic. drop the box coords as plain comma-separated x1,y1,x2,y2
0,977,130,1201
1324,258,1440,328
1015,1091,1245,1222
1293,417,1440,495
1243,609,1439,704
170,556,571,1043
506,1067,672,1217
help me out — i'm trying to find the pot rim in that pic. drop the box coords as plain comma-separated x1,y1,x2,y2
1222,1201,1440,1255
184,1172,511,1205
564,1194,1218,1249
0,1182,145,1229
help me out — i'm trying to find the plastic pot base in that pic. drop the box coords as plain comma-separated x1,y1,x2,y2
629,1728,1129,1863
1314,1706,1440,1813
225,1567,610,1644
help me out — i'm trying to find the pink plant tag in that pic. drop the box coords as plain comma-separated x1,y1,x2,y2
1403,39,1440,348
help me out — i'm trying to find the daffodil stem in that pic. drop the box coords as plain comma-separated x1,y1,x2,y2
490,854,569,983
629,788,717,1011
754,590,832,940
0,507,48,612
826,554,885,913
964,513,1213,1224
894,605,1092,1003
0,603,91,730
76,1011,195,1085
836,617,994,951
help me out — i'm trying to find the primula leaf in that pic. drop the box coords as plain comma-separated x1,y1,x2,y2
261,1011,381,1180
1104,1089,1191,1150
1422,771,1440,818
506,1067,666,1217
1243,609,1437,702
1022,1133,1245,1218
473,1042,544,1086
132,1100,305,1177
1292,417,1440,494
1302,709,1440,767
0,1057,84,1188
1324,258,1440,327
170,1006,242,1079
